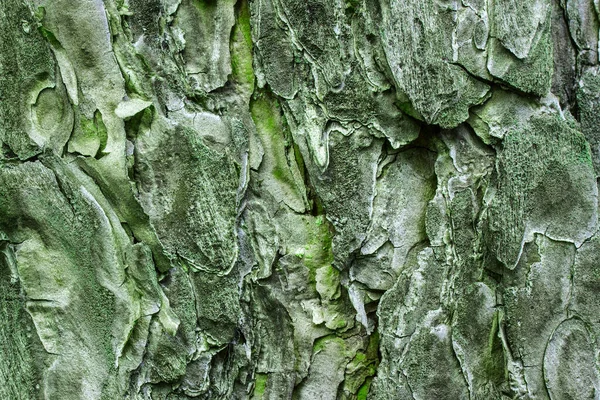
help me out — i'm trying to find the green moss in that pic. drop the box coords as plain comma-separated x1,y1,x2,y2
230,0,254,87
252,373,268,399
272,166,286,182
91,111,108,157
250,91,306,208
343,331,380,395
301,219,334,284
68,109,108,158
395,98,424,122
328,318,348,331
38,26,62,48
484,311,506,384
312,335,345,354
315,264,341,301
356,378,373,400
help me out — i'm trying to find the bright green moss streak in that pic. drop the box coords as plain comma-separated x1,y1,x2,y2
252,373,268,398
356,378,373,400
230,0,254,87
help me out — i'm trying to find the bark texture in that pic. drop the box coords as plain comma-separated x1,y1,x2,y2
1,0,600,399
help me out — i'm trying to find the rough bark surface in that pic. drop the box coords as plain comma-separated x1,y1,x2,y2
1,0,600,399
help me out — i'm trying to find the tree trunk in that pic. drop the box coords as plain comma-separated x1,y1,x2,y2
1,0,599,399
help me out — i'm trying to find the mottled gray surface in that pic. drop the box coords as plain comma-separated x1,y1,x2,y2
1,0,600,399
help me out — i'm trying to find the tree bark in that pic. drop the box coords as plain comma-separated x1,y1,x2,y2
1,0,599,399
